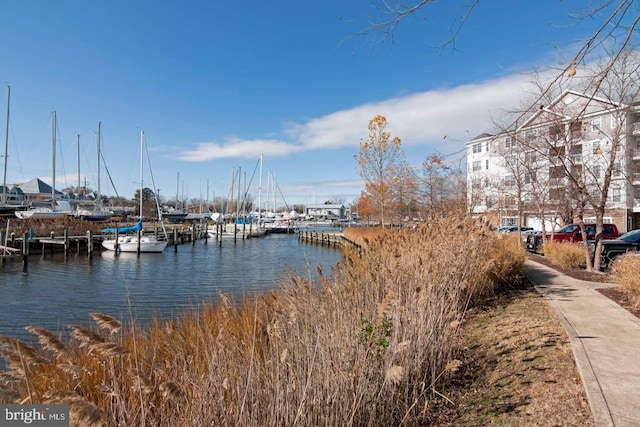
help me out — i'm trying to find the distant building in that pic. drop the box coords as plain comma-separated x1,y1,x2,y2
14,178,64,204
466,90,640,232
0,185,24,203
305,204,346,220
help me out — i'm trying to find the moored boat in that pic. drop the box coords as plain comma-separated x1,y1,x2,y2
101,131,167,253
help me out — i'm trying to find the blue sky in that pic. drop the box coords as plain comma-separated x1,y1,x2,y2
1,1,608,208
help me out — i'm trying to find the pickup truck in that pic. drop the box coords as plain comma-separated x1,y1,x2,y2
599,229,640,269
526,223,619,253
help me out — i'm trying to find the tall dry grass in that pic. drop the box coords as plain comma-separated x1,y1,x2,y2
0,216,526,426
540,241,587,269
609,254,640,307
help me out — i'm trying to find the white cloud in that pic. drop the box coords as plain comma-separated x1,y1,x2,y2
176,73,534,162
176,138,303,161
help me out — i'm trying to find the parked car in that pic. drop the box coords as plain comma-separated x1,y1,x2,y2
598,229,640,270
497,226,534,234
526,223,620,253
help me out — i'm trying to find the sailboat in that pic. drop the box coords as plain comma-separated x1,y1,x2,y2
1,85,30,217
101,130,167,253
15,111,72,219
74,122,113,221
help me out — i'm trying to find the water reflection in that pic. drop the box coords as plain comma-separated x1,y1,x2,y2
0,234,343,342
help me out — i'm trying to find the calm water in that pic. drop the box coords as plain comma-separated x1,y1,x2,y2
0,234,344,342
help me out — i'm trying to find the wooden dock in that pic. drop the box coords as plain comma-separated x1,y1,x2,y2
298,230,363,253
0,224,214,267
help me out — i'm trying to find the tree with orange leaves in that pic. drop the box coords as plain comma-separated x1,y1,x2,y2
355,115,404,227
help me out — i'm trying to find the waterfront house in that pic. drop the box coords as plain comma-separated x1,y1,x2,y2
305,204,346,220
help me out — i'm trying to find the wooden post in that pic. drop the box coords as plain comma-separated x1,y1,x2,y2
22,232,29,271
173,226,178,252
192,223,196,246
64,229,69,255
115,227,119,255
87,230,93,259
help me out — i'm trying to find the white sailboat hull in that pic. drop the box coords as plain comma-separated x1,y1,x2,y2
15,208,69,219
102,235,167,253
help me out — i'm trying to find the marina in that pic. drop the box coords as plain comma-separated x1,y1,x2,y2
0,232,346,344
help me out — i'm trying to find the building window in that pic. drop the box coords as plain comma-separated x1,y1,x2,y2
549,146,565,158
524,151,536,163
590,116,602,131
524,172,536,184
504,175,515,186
485,159,489,169
593,165,602,179
549,166,564,179
614,162,622,177
572,146,582,162
593,140,602,154
635,188,640,199
525,130,536,143
612,188,621,203
549,187,565,201
505,136,514,149
611,114,619,129
570,121,583,140
503,196,516,207
549,124,564,140
472,160,481,171
472,143,481,153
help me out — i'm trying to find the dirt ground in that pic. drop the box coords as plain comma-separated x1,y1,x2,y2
425,254,640,426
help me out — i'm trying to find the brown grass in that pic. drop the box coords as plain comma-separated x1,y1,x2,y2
1,217,107,237
426,278,594,426
540,241,587,269
343,226,391,248
609,254,640,307
1,215,527,426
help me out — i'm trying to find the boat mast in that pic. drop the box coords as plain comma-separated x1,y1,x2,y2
97,122,101,207
258,154,263,223
175,172,179,211
52,111,56,209
2,86,9,205
139,130,144,219
77,134,81,192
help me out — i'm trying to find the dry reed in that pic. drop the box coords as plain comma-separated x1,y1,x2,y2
0,215,525,426
609,254,640,306
541,241,587,268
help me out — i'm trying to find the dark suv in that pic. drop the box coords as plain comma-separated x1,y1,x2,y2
599,229,640,269
526,223,619,253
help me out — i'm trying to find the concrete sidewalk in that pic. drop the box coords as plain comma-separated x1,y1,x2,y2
524,260,640,427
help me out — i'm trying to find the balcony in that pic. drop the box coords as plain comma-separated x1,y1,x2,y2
632,122,640,135
632,149,640,161
633,173,640,186
548,177,566,188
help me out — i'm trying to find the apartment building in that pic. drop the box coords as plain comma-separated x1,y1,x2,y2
466,90,640,232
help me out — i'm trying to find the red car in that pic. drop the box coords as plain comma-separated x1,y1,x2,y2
526,223,619,253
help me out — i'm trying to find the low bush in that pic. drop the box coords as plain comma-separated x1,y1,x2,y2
609,254,640,307
541,241,586,269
